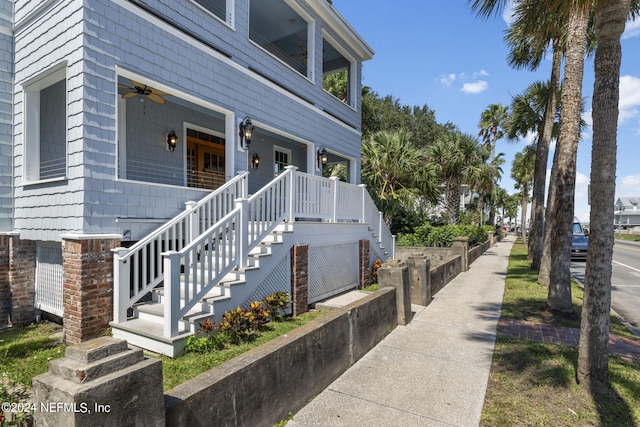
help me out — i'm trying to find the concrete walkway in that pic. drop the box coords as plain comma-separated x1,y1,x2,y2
288,235,515,427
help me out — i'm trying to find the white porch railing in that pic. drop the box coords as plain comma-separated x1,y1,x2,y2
113,166,395,337
113,172,248,323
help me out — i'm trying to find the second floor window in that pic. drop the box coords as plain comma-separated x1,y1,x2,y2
250,0,309,77
192,0,230,25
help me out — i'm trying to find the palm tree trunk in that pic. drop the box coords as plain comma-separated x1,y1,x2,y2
529,43,562,270
577,0,629,394
546,5,589,313
447,176,462,225
520,191,528,244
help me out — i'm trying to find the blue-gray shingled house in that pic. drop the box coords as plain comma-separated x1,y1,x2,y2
0,0,394,356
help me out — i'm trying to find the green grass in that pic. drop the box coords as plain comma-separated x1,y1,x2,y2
481,240,640,426
614,233,640,242
159,310,326,391
0,322,65,387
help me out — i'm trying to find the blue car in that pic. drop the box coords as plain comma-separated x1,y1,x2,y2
571,219,588,261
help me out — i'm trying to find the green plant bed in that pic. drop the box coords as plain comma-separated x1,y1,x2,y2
159,310,326,391
362,283,379,292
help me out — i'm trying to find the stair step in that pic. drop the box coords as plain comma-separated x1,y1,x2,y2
110,318,192,358
135,301,213,323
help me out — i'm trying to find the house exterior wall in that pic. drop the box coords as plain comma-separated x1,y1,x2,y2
11,0,370,241
0,0,13,231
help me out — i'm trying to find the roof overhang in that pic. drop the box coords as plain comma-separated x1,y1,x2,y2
304,0,374,61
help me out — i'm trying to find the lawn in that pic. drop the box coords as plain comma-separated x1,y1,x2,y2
481,241,640,426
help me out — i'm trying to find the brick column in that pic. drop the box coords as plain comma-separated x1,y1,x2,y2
0,234,11,327
359,239,371,289
8,235,36,326
290,244,308,316
62,236,121,345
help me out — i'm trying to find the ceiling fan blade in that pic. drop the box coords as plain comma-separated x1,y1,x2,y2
118,84,133,89
122,92,138,99
130,79,145,89
150,87,170,96
147,93,167,104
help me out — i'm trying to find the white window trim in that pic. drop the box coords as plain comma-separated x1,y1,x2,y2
273,145,292,176
322,29,357,110
22,62,68,185
248,0,315,82
188,0,235,29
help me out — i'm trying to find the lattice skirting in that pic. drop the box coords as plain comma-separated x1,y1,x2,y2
244,252,292,308
308,242,358,304
35,242,64,317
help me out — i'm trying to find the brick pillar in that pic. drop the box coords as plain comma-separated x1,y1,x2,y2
8,235,36,326
291,244,308,316
0,234,10,327
62,236,121,345
359,240,371,289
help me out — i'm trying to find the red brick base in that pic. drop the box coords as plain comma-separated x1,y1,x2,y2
359,240,371,289
6,236,36,326
290,244,308,316
62,237,120,345
0,235,11,327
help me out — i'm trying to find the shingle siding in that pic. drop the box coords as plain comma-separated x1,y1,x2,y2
10,0,366,241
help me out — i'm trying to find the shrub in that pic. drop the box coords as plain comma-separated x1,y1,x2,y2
371,259,383,281
265,291,291,321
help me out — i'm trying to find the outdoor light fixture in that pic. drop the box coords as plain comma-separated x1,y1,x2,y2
239,117,255,150
317,146,328,169
167,130,177,151
251,153,261,169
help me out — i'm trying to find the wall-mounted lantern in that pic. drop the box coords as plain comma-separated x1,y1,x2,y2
239,117,255,150
251,153,261,169
317,146,328,169
167,130,177,151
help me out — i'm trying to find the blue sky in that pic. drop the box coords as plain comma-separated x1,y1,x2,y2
333,0,640,223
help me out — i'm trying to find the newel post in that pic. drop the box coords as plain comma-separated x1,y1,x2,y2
378,212,384,243
330,177,339,222
286,166,297,223
112,247,130,324
163,251,181,337
358,184,367,223
236,198,249,269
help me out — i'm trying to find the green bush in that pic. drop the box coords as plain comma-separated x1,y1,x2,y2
396,224,490,247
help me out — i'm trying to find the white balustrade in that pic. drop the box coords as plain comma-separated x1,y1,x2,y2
115,167,396,337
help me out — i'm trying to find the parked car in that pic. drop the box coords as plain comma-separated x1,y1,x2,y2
571,218,588,261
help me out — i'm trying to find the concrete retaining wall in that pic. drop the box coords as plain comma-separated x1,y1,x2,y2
164,287,397,427
429,255,462,296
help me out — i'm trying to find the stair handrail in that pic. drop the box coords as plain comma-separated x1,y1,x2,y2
161,168,294,336
113,172,248,323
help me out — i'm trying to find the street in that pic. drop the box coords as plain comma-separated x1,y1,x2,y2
571,239,640,336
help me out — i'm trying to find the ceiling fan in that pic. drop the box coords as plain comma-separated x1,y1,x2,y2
290,45,308,65
119,80,169,104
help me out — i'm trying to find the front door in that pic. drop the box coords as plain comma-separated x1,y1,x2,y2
187,129,225,190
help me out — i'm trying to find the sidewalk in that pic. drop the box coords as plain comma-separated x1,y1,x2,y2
288,235,516,427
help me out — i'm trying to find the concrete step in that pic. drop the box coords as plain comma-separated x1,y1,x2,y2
110,318,192,358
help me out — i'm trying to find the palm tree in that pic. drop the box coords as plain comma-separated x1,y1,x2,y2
429,132,486,225
577,0,633,394
469,152,505,225
470,0,639,393
503,0,565,271
511,146,535,243
361,130,439,230
478,103,509,160
492,186,510,226
505,80,561,257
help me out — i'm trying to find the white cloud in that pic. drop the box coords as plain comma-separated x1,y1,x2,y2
618,174,640,196
623,19,640,40
502,0,515,26
461,80,488,94
574,170,591,223
440,73,457,85
618,75,640,124
473,69,489,79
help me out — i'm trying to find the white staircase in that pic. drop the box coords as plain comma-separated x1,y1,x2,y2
110,167,395,357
